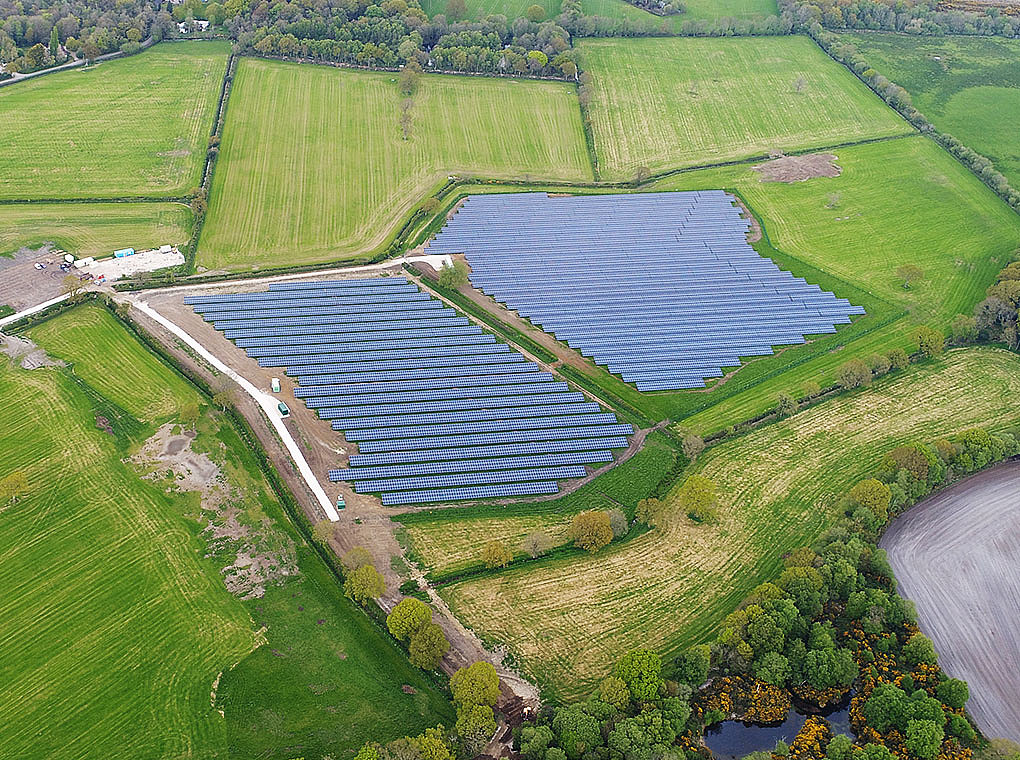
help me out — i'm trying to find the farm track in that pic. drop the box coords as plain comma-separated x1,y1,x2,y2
881,460,1020,744
123,289,545,709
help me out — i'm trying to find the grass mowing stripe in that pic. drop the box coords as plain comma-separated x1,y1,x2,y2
4,303,453,759
580,35,913,181
199,59,591,270
0,202,191,260
0,42,229,200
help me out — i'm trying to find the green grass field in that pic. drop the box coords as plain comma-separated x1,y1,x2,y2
579,35,912,181
421,0,666,21
0,202,191,259
2,305,451,759
440,348,1020,700
682,0,778,20
399,432,678,577
199,59,591,271
839,32,1020,188
0,42,229,200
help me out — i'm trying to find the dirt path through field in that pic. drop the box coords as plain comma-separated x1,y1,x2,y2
880,460,1020,743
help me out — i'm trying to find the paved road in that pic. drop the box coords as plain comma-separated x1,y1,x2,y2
881,460,1020,742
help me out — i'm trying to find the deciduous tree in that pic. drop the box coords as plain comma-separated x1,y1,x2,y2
480,539,513,569
387,597,432,641
612,649,662,702
914,326,945,358
408,622,450,669
344,564,385,604
848,478,891,522
836,358,871,389
450,661,500,709
567,510,613,553
678,475,718,523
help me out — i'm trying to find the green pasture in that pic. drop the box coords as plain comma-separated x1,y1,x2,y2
199,59,591,271
578,35,912,181
0,202,191,260
839,31,1020,187
0,42,229,200
1,304,450,759
440,348,1020,700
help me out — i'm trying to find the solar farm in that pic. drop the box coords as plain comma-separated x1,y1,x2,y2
185,277,632,505
427,191,865,390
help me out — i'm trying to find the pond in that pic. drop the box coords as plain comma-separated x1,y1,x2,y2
704,697,852,760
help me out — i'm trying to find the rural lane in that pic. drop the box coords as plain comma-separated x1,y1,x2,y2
880,460,1020,743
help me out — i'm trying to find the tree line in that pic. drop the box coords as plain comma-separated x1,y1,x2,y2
778,0,1020,38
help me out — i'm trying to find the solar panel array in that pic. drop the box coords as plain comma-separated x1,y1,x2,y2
185,277,631,505
428,191,865,391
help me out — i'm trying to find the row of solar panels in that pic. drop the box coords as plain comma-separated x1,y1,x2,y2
188,280,630,504
428,190,864,391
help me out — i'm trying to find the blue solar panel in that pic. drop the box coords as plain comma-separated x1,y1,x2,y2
426,190,864,389
329,450,612,481
189,278,630,503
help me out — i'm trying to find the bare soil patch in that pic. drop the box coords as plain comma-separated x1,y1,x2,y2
131,422,299,599
881,460,1020,743
753,153,841,183
0,334,65,370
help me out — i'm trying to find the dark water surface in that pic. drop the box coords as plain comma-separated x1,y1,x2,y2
704,698,851,760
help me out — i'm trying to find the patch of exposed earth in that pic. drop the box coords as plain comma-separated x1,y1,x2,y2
0,334,65,370
753,153,841,183
131,422,298,599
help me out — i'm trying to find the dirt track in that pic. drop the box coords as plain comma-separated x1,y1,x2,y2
880,460,1020,742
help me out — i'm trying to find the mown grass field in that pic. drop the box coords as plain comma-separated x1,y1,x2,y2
839,32,1020,188
0,202,191,259
199,59,591,271
0,42,229,200
399,432,677,577
3,304,450,759
421,0,663,22
440,348,1020,700
579,35,912,181
682,0,778,20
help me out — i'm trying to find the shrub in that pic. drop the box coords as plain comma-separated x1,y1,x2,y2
682,433,705,460
438,260,469,288
522,531,551,558
887,348,909,370
776,392,799,417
